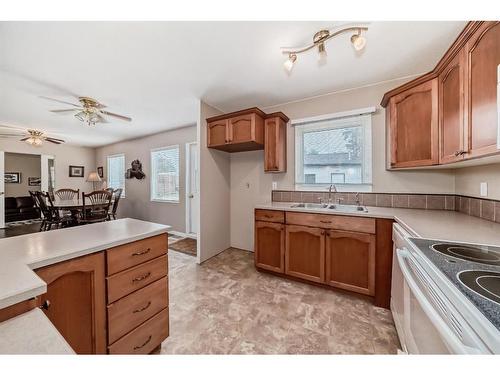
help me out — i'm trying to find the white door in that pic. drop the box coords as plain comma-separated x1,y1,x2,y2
186,142,199,235
0,151,5,228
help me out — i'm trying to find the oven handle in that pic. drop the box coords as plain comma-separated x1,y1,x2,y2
396,248,482,354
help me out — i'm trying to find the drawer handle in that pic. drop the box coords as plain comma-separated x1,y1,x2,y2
319,220,331,224
132,272,151,282
132,248,151,256
133,301,152,313
133,335,152,350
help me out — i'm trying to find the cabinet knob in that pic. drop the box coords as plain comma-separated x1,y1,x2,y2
40,300,51,310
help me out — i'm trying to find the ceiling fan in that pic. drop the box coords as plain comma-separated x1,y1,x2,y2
0,125,65,146
41,96,132,126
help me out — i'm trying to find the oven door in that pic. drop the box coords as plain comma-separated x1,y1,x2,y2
397,248,484,354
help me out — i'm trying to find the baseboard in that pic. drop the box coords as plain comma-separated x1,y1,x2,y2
169,230,197,239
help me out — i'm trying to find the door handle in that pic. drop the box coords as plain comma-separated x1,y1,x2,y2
189,194,194,198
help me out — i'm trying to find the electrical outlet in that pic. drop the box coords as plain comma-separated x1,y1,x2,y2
480,182,488,197
272,181,278,190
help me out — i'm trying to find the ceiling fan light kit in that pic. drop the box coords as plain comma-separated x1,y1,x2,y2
0,127,66,146
282,26,368,72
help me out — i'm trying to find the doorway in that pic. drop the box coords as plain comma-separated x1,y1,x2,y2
185,142,199,237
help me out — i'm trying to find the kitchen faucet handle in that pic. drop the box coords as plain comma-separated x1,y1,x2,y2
336,197,344,205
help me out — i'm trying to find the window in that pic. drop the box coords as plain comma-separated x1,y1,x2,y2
151,145,180,202
295,112,372,190
107,154,125,196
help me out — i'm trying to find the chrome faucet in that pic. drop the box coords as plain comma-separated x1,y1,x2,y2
328,184,337,204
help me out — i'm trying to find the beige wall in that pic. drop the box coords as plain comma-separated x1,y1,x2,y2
230,78,458,251
198,101,230,263
5,152,41,197
94,125,196,233
0,138,96,193
455,164,500,200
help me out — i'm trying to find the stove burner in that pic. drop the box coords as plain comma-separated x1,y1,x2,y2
431,243,500,265
458,270,500,305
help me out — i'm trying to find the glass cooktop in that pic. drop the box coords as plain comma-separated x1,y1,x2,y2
431,243,500,266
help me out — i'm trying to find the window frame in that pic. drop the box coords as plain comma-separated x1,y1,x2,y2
150,145,180,203
106,153,126,198
294,112,373,192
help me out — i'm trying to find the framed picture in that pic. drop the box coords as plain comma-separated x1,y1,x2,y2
69,165,85,177
28,177,41,186
97,166,104,178
5,172,21,184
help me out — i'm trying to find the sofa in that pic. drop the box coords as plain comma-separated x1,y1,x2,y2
5,196,40,222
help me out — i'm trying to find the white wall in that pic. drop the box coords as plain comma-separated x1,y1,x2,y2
4,152,41,197
455,163,500,200
0,139,96,193
198,100,230,263
229,77,457,252
94,125,196,233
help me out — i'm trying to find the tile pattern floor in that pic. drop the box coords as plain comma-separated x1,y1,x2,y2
162,248,400,354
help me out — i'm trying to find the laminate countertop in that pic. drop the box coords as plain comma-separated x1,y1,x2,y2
255,202,500,247
0,218,170,310
0,308,74,354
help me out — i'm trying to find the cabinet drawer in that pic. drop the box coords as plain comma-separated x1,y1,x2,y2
107,255,168,303
107,277,168,344
107,234,167,275
286,212,375,234
108,308,169,354
255,209,284,223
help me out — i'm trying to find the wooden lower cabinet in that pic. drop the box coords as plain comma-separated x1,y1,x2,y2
254,221,285,273
285,225,325,283
325,230,375,296
35,252,107,354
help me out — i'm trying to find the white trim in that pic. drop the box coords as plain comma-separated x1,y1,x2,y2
169,230,197,240
291,106,376,126
150,144,180,203
185,141,198,235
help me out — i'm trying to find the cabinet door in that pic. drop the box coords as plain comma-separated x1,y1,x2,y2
439,49,466,164
254,221,285,273
264,117,287,172
389,78,439,167
207,119,229,147
285,225,325,283
229,114,255,144
465,21,500,158
325,230,375,296
35,252,106,354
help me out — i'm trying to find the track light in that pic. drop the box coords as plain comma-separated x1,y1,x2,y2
283,53,297,73
351,30,367,51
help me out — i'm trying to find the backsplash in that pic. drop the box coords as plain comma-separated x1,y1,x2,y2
271,190,500,224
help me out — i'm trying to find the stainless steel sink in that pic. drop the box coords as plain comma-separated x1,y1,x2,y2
289,203,368,213
290,203,328,209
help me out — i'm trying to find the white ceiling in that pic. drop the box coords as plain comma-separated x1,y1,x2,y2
0,21,466,147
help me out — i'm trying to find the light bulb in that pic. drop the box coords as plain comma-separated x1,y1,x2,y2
25,137,35,145
33,137,43,146
351,33,367,51
283,54,297,73
317,43,327,65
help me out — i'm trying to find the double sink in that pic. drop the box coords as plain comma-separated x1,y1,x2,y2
290,202,368,213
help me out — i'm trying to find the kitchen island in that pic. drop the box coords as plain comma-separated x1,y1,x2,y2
0,218,171,354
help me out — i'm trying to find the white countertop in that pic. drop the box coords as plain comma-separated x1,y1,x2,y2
0,308,74,354
256,202,500,247
0,218,170,310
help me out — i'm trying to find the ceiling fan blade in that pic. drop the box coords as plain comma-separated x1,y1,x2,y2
45,137,66,143
50,108,81,113
45,138,63,144
0,133,23,138
19,137,30,141
101,110,132,122
39,96,81,107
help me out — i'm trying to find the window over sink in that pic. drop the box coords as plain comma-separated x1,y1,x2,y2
294,111,373,191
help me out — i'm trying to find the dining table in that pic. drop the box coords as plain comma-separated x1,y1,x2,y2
50,198,113,225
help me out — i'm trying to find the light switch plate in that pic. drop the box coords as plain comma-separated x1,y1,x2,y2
272,181,278,190
480,182,488,197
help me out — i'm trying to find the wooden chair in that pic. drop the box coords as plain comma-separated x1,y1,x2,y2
79,190,113,224
108,188,123,220
55,188,79,200
34,191,71,231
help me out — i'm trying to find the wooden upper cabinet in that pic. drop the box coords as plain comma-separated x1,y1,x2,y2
465,21,500,158
207,119,229,147
254,220,285,273
325,230,375,296
264,115,287,173
439,49,466,164
388,78,439,168
35,252,107,354
285,225,325,283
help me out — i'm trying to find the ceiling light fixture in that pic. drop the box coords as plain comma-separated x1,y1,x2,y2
281,26,368,72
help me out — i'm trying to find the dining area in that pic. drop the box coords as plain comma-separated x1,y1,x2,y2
30,188,123,231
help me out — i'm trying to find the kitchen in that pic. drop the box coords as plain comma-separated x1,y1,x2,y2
1,3,500,374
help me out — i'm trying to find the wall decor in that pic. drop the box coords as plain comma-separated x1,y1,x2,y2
28,177,41,186
97,166,104,178
69,165,85,177
126,159,146,180
5,172,21,183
